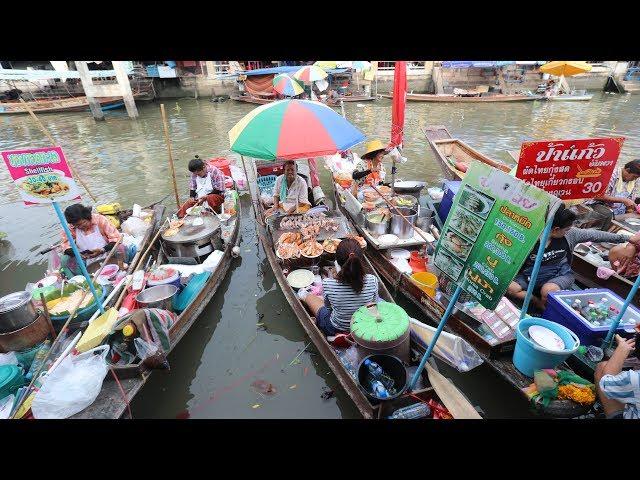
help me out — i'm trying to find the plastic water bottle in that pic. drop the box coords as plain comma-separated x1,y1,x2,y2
388,403,431,419
369,380,390,399
364,359,395,390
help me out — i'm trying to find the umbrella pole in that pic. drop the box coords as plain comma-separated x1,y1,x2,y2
240,155,258,220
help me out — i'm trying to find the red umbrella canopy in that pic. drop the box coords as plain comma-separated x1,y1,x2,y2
390,61,407,149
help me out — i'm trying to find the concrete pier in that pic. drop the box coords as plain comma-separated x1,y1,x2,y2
76,60,138,120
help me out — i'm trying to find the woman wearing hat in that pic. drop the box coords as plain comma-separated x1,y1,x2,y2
351,139,387,195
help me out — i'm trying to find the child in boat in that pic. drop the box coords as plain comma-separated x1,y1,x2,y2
298,238,379,337
507,205,633,311
177,156,226,218
595,334,639,419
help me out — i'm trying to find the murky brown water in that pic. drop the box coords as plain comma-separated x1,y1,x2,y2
1,92,638,418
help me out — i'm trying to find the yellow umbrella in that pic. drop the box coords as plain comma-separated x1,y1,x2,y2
539,61,592,77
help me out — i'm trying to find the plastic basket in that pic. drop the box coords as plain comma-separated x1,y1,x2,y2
257,175,277,194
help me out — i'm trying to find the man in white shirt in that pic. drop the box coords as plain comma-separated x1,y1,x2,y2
267,160,311,215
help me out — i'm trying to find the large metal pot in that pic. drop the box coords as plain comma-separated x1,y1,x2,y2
365,212,389,238
0,291,37,334
390,207,418,240
136,285,178,312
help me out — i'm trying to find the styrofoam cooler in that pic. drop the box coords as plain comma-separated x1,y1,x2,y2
542,288,640,346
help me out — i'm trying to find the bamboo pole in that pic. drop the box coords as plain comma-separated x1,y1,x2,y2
159,103,181,209
19,98,98,203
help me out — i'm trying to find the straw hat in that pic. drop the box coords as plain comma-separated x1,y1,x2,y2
362,139,387,159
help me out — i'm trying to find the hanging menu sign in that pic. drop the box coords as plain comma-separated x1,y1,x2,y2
433,163,558,310
515,137,624,200
1,146,81,206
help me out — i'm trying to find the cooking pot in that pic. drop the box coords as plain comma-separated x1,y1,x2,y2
392,181,426,200
390,207,418,240
0,291,38,334
365,212,389,238
136,285,178,312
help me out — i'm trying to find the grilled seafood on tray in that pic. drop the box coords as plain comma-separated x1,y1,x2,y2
300,240,323,257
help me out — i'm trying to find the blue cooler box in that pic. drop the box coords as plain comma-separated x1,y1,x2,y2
542,288,640,346
438,180,461,223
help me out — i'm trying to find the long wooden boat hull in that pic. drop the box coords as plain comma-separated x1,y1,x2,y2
0,94,145,115
245,161,445,419
327,95,375,104
230,94,274,105
380,93,543,103
424,125,512,181
546,94,593,101
332,187,590,418
72,198,241,419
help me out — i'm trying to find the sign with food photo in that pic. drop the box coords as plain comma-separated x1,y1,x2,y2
515,137,624,200
433,163,559,310
1,146,81,206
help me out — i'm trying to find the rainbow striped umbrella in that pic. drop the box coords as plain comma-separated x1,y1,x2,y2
228,99,365,160
272,74,304,97
293,65,328,83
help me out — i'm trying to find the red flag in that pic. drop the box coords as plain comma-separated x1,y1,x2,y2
390,61,407,148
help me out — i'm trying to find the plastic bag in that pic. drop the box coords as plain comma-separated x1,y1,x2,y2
31,345,109,419
48,248,62,272
0,395,14,419
201,250,224,272
121,216,150,237
0,352,18,366
134,338,169,370
229,165,248,191
409,318,483,372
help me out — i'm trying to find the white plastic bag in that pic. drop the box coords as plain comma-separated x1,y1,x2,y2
31,345,110,419
0,351,18,366
409,318,483,372
229,165,248,191
121,216,150,237
201,250,224,272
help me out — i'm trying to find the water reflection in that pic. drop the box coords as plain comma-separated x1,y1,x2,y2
1,93,638,418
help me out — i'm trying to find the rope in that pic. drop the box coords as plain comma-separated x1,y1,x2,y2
110,367,133,419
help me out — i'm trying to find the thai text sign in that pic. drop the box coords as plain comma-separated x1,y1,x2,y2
433,163,558,310
1,146,81,206
515,137,624,200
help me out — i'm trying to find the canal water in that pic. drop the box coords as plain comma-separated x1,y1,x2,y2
1,93,638,418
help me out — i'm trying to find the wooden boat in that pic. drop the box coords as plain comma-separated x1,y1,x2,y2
380,93,543,103
0,93,146,115
425,125,512,181
70,195,241,419
326,95,375,105
245,160,476,419
546,93,593,102
230,93,274,105
332,186,592,418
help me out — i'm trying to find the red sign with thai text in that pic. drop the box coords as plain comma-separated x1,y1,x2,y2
515,137,625,200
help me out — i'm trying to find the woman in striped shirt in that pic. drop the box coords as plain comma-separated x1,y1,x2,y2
298,238,379,337
596,334,639,419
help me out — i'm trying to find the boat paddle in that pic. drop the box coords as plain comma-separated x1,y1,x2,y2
424,362,482,419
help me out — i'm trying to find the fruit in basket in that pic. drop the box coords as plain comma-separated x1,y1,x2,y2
322,238,341,253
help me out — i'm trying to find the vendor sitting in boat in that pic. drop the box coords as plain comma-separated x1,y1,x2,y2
595,334,639,419
507,205,635,311
266,160,311,216
586,159,640,230
177,155,226,218
351,139,387,195
60,204,124,276
297,238,379,337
